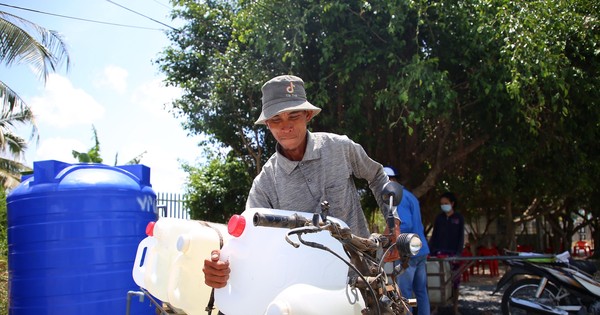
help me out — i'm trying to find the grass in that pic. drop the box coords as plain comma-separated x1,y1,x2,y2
1,257,7,313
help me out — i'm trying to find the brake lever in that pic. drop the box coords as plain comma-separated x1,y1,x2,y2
285,225,324,248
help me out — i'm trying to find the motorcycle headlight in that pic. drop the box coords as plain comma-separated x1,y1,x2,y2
396,233,422,256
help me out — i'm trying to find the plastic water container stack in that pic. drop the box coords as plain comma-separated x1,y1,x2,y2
132,217,229,315
133,207,367,315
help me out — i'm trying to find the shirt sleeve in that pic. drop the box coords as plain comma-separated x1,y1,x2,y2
246,174,274,209
344,137,389,211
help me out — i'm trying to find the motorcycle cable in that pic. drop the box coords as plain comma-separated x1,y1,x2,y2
285,223,383,315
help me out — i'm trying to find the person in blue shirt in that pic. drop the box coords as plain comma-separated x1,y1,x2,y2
384,166,431,315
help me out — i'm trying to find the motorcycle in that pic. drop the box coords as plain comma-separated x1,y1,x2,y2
492,251,600,315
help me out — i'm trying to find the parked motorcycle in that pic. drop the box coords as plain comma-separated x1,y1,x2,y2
493,251,600,315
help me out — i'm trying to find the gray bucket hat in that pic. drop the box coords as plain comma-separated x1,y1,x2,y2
255,75,322,125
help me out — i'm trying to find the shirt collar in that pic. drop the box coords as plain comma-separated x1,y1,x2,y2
275,131,321,174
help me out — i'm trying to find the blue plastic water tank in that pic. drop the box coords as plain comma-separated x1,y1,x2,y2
7,160,158,315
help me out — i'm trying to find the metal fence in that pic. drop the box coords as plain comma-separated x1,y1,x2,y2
156,192,189,220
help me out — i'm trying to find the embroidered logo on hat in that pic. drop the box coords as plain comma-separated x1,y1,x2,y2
286,82,295,94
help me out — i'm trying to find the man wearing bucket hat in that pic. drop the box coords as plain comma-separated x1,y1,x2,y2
203,75,390,289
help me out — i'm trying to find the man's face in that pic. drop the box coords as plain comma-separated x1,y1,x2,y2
265,110,312,151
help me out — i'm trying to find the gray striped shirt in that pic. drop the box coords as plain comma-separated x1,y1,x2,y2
246,131,389,237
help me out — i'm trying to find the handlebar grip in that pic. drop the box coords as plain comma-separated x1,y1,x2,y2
252,212,310,229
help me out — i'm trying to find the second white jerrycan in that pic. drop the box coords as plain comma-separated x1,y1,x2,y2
167,221,230,315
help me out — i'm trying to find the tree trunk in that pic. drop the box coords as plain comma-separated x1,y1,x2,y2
504,198,517,251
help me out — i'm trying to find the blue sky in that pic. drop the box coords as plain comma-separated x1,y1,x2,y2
1,0,202,193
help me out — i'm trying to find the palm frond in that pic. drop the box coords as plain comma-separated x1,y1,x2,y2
0,80,26,111
0,11,71,189
0,10,70,82
0,132,27,158
0,156,30,189
0,95,38,151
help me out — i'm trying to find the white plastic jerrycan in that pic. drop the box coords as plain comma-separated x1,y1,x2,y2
132,218,207,302
214,208,351,315
132,234,156,288
265,283,366,315
167,221,229,315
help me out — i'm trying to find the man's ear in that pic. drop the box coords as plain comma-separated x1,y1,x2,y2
305,110,315,122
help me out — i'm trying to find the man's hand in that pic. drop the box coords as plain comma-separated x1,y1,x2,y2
203,250,230,288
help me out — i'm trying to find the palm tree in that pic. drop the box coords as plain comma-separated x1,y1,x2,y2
0,103,35,188
0,10,70,188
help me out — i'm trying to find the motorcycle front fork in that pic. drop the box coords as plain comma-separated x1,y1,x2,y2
535,277,549,298
535,277,582,314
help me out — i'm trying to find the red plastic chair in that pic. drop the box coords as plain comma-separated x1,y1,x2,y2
474,246,486,275
573,241,592,257
477,246,500,277
487,247,500,276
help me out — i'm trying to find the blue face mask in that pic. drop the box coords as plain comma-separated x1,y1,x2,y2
441,204,452,212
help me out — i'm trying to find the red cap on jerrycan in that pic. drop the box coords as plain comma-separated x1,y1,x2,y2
228,215,246,237
145,221,156,236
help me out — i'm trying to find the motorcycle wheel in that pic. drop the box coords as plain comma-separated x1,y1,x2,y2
501,278,561,315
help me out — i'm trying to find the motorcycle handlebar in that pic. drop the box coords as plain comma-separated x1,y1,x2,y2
252,212,392,251
253,212,311,229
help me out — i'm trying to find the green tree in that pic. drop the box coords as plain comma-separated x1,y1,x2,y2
183,152,252,222
434,0,600,250
72,125,103,163
115,150,147,165
1,11,70,188
160,0,599,241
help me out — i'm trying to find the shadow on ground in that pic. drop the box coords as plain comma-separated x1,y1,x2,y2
431,272,503,315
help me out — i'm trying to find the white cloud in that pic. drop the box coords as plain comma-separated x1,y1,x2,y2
28,136,188,193
29,74,105,128
142,148,188,192
34,137,86,163
118,131,201,192
95,65,129,94
131,78,182,118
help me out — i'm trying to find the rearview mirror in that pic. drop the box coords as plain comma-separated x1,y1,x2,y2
381,181,403,206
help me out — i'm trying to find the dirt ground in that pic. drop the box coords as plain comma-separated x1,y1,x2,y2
431,267,504,315
441,257,600,315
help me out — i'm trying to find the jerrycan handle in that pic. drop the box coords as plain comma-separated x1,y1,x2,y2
132,236,157,288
